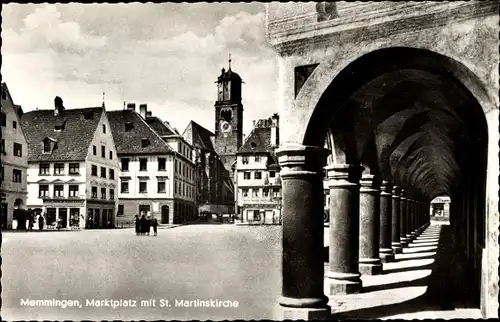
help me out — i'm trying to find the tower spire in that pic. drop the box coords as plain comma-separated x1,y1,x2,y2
228,52,232,70
102,92,106,108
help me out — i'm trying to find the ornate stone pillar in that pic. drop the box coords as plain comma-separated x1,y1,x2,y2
325,164,362,294
391,185,403,254
379,180,394,263
399,190,409,248
358,173,382,275
275,144,331,319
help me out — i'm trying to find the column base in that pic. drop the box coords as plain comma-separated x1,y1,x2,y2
400,237,409,248
406,234,414,242
359,259,382,275
379,248,395,263
276,305,331,320
391,242,403,254
326,272,362,295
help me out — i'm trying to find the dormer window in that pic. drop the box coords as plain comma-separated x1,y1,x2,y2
42,138,56,154
125,122,134,132
141,139,150,148
251,142,257,148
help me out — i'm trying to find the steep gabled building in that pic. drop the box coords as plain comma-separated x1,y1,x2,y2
235,114,281,224
107,103,196,226
1,83,29,229
21,97,119,229
183,120,234,214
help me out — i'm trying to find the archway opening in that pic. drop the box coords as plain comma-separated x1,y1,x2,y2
313,47,488,312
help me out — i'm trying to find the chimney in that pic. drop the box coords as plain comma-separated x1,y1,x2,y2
139,104,147,119
271,113,279,148
146,111,152,117
126,103,136,111
54,96,64,116
252,120,256,128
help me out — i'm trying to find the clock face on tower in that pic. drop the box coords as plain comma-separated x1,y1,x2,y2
220,121,232,133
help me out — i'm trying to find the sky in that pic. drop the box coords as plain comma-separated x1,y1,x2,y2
1,3,279,136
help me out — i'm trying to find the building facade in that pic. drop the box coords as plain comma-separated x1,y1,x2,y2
235,114,281,224
108,104,196,226
1,83,28,229
22,97,119,229
183,121,234,215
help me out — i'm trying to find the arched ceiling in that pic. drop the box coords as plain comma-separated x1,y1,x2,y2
328,69,487,200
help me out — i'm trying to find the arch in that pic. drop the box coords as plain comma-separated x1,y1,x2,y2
289,47,493,147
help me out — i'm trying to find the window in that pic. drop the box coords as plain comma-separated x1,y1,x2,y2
1,139,5,154
242,189,249,197
174,182,177,194
121,181,129,193
54,185,64,197
253,210,261,221
117,205,124,217
91,186,98,198
101,188,106,199
158,158,166,171
139,158,147,171
139,181,147,193
110,189,115,200
13,121,17,129
102,124,106,133
263,188,269,197
69,185,79,197
0,113,6,126
242,156,249,164
100,167,106,178
252,189,259,198
39,163,50,175
43,140,51,153
255,155,261,162
109,151,113,160
54,163,64,175
101,145,106,158
244,172,251,180
125,122,134,131
69,163,79,174
121,158,129,171
13,143,22,157
254,171,262,180
39,185,49,197
12,169,22,183
141,139,150,148
158,181,166,193
93,145,97,155
91,165,98,176
270,171,276,178
273,188,280,198
109,169,115,180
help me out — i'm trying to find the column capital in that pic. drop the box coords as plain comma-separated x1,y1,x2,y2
392,185,401,199
380,180,392,196
359,174,379,193
400,188,407,200
277,144,330,178
325,164,362,188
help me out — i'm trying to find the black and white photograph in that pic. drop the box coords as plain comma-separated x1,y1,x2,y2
1,2,499,320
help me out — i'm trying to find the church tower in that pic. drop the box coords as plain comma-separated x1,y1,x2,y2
214,55,244,173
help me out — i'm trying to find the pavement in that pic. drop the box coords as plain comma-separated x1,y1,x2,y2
1,221,482,320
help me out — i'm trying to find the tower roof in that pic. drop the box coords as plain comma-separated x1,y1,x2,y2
216,54,243,83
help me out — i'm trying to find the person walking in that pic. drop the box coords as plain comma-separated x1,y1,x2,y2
145,215,151,236
140,214,147,235
38,214,45,231
135,215,140,236
152,218,158,236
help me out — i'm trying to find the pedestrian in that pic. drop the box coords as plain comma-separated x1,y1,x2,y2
146,215,151,236
140,214,147,235
152,218,158,236
38,214,45,231
135,215,140,235
28,212,34,231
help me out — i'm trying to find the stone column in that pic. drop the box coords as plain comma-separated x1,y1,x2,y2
399,190,409,248
391,185,403,254
406,198,414,242
358,173,382,275
275,144,330,320
379,180,394,263
410,200,418,238
325,164,362,294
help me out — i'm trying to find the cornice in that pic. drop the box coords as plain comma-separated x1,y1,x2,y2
269,2,497,56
